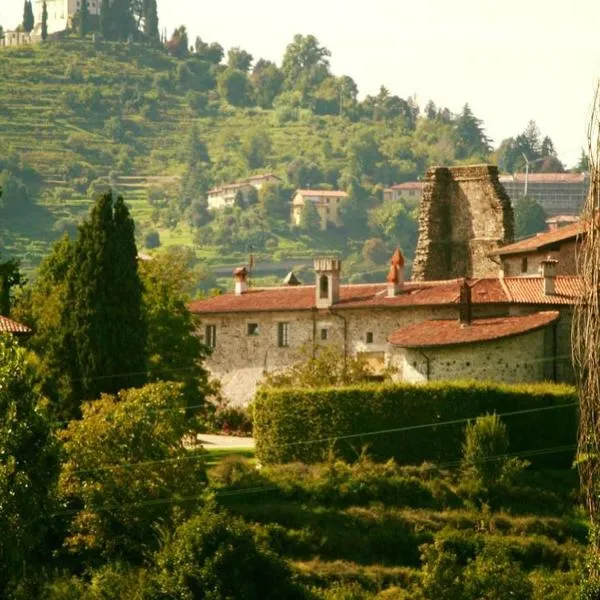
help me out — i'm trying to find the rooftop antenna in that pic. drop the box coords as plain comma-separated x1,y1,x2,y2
247,244,254,288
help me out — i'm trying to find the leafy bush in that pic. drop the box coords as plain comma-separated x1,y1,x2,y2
144,229,160,249
254,381,577,466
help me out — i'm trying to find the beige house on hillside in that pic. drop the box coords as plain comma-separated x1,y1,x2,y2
291,189,348,230
383,182,424,202
33,0,100,35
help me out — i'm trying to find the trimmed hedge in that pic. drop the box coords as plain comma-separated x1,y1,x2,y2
253,381,577,466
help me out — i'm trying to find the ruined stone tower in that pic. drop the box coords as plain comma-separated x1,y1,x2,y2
412,164,514,281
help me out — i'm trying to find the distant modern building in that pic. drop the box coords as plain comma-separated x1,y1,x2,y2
499,172,588,217
33,0,100,35
291,189,348,231
383,182,424,202
207,174,281,211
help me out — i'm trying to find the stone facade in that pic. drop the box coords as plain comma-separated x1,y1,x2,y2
501,239,577,277
412,165,514,280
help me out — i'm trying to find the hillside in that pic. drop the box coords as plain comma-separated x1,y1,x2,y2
0,37,534,280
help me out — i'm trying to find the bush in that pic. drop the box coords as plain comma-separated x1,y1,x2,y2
254,381,577,466
462,414,509,484
144,230,160,249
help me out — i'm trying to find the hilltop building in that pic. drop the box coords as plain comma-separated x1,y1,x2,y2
499,172,588,217
383,182,424,202
291,189,348,231
207,174,281,210
32,0,100,35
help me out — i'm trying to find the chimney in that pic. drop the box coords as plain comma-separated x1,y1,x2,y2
540,257,558,296
233,266,248,295
387,248,405,297
314,257,341,308
459,279,472,325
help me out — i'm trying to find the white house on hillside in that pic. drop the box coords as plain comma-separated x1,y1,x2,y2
33,0,100,35
207,174,281,210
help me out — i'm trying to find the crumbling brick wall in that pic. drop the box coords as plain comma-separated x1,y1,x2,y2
412,165,514,280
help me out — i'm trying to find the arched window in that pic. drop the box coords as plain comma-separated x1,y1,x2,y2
319,274,329,299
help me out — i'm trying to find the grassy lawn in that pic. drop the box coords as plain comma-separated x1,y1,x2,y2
203,447,256,470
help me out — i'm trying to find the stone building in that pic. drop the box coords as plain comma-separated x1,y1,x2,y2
412,165,514,281
189,253,579,405
291,190,348,231
33,0,100,35
383,182,424,202
489,220,584,277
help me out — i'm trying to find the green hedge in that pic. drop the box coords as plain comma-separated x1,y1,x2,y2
253,381,578,466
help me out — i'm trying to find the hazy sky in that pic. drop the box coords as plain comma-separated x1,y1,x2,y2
3,0,599,166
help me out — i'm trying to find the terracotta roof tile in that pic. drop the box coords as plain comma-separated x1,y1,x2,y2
390,182,424,190
295,189,348,198
0,315,31,334
492,221,585,256
388,311,560,348
502,276,583,304
499,173,587,184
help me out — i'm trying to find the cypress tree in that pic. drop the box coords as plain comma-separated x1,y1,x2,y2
79,0,89,37
62,192,147,411
143,0,159,42
41,0,48,40
23,0,34,33
100,0,111,38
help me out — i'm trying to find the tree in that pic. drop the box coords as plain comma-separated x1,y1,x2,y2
139,247,213,410
41,0,48,40
58,382,207,562
79,0,89,36
362,238,388,265
0,336,58,596
23,0,34,33
58,192,147,418
241,129,272,169
152,503,307,600
298,199,321,234
180,125,212,207
454,103,491,159
166,25,189,58
260,181,287,221
194,37,223,64
514,196,547,238
227,46,253,72
0,256,23,316
217,68,252,106
142,0,159,41
100,0,110,37
281,34,331,102
251,59,284,108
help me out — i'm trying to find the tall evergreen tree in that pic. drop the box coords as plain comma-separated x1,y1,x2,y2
41,0,48,40
143,0,159,41
79,0,89,36
100,0,111,38
23,0,34,33
62,192,147,412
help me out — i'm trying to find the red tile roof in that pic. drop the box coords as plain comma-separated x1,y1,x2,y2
390,182,424,190
491,221,585,256
295,189,348,198
499,173,587,184
0,315,31,334
388,311,560,348
188,276,580,315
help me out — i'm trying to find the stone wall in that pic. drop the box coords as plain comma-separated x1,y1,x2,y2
412,164,514,281
392,328,549,384
501,240,577,277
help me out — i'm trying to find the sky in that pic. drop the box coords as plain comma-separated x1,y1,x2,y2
2,0,599,167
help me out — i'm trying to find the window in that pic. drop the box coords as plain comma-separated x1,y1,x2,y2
320,328,328,340
277,322,289,347
521,257,528,273
205,325,216,349
247,323,259,336
366,332,374,344
319,275,329,299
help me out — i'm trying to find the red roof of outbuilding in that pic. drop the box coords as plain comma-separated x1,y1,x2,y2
388,311,560,348
0,315,31,334
492,221,585,256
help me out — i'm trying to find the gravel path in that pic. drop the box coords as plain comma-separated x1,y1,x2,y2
197,433,255,449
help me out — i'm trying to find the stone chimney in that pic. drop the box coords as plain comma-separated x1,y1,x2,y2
540,257,558,296
233,266,248,296
314,257,341,308
459,279,472,325
387,248,405,297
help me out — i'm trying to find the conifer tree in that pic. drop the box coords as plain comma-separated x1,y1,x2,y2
41,0,48,40
100,0,111,38
143,0,159,42
79,0,89,36
62,192,147,412
23,0,34,33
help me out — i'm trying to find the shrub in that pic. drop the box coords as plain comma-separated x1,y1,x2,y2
254,381,577,466
144,230,160,249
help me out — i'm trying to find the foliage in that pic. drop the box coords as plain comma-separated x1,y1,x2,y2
23,0,34,33
217,67,253,106
262,345,384,390
57,382,208,563
0,335,58,598
299,199,322,234
253,381,577,465
41,0,48,40
514,196,547,238
151,503,308,599
139,247,214,411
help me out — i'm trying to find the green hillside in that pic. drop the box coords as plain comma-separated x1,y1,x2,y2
0,37,540,281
